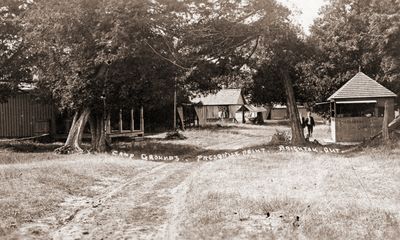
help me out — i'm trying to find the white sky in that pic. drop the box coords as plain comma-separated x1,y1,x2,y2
277,0,328,35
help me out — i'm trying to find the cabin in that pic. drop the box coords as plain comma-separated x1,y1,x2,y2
190,89,246,126
236,105,268,123
328,72,397,142
0,90,144,140
263,104,311,121
0,93,56,138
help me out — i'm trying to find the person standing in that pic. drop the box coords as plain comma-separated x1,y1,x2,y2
305,111,315,138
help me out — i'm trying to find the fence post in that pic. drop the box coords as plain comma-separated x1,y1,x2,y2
119,109,123,133
382,100,389,142
140,106,144,132
130,109,134,132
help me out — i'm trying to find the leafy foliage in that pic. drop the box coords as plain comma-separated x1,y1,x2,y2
14,0,310,144
305,0,400,104
22,0,186,113
21,0,306,111
0,0,33,102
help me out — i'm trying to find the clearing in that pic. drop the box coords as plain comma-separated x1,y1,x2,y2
0,124,399,239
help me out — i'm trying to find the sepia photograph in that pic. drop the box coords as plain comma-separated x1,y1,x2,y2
1,0,399,239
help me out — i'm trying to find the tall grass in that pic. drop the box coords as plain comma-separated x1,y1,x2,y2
0,141,63,165
0,155,159,237
180,149,400,239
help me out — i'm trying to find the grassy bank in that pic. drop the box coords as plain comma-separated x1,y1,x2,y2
180,149,400,239
0,154,158,237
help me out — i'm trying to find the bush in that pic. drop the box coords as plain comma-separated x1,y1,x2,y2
269,129,291,144
165,131,187,140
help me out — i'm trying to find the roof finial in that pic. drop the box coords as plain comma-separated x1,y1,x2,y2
358,65,362,72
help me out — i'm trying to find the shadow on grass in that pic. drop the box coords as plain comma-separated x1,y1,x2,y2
112,140,227,161
112,135,366,162
0,141,63,153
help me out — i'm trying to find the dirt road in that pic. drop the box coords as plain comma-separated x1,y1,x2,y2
13,160,203,240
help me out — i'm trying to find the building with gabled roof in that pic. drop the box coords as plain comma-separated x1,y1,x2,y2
328,72,397,142
191,89,245,106
235,104,268,124
190,89,246,126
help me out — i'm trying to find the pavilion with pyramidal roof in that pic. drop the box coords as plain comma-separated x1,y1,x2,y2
328,72,397,142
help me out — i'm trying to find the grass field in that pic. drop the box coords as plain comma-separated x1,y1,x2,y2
180,150,400,239
0,124,399,239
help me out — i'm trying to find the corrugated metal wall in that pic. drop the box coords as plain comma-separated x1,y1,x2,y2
0,94,55,138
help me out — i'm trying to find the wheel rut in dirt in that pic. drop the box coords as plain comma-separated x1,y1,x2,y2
49,162,201,240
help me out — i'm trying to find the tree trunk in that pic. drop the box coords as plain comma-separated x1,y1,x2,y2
89,116,98,150
65,112,79,145
89,113,110,152
55,108,91,154
55,64,110,154
96,114,109,152
280,68,306,145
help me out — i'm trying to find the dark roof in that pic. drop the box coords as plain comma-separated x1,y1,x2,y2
328,72,397,100
191,89,245,105
239,105,268,112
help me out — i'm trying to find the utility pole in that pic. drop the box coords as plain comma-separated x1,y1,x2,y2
103,64,109,135
173,78,177,131
101,94,106,132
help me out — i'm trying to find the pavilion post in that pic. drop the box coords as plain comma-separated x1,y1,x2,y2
119,109,123,133
382,100,389,141
106,112,111,134
242,107,245,123
333,101,337,117
140,106,144,132
130,108,135,132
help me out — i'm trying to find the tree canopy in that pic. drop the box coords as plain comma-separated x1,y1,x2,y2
0,0,33,102
17,0,313,148
305,0,400,104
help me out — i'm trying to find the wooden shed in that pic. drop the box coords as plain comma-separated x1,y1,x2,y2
190,89,246,126
328,72,397,142
236,105,268,123
0,91,144,140
263,104,312,121
0,93,56,138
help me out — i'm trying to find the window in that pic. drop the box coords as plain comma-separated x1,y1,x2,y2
336,103,376,117
218,106,229,119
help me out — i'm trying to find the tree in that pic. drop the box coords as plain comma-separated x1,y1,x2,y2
368,0,400,106
21,0,311,151
305,0,400,105
177,0,308,144
22,0,185,152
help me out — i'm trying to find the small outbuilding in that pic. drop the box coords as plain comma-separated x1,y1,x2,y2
236,105,268,123
328,72,397,142
0,87,145,139
0,93,56,138
263,104,317,121
190,89,246,126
